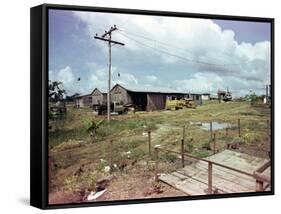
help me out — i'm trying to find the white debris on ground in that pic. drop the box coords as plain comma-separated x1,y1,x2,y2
126,151,131,158
87,189,107,201
104,166,111,173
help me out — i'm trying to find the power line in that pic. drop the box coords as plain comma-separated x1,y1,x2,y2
117,31,243,67
118,28,250,65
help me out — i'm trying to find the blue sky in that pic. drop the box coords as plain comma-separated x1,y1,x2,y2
49,9,271,97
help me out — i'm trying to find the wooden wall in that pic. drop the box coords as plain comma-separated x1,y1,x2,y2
147,93,166,111
111,85,132,104
92,89,106,105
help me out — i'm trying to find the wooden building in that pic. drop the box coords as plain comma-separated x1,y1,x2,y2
91,88,107,106
110,84,203,111
75,94,92,108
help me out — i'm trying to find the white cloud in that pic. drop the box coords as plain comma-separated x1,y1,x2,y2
49,66,78,94
85,65,139,92
72,11,270,96
112,70,138,87
57,66,75,85
145,75,158,82
173,73,223,93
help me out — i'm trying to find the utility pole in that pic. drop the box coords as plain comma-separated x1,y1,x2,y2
265,84,269,104
94,25,125,121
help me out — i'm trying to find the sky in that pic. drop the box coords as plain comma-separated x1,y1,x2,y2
49,9,271,97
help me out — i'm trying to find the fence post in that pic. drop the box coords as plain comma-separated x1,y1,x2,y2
109,139,113,173
148,130,151,156
208,162,213,194
210,121,213,141
238,118,241,137
183,125,186,142
155,147,159,182
181,138,185,168
213,133,216,155
267,119,270,141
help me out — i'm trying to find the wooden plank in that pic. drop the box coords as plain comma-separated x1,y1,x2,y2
158,150,271,195
159,173,207,195
178,163,255,193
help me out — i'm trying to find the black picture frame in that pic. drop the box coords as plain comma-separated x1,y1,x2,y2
30,3,275,209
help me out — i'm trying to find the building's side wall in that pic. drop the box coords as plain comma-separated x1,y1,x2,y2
147,93,166,111
102,94,107,103
84,96,92,107
111,85,132,104
92,90,104,105
202,94,210,101
192,94,203,105
75,96,92,108
75,98,84,108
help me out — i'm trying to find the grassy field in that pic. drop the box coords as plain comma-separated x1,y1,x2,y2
48,101,271,204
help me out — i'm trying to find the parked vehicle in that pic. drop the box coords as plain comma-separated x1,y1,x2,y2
165,97,196,110
94,102,129,115
218,89,232,102
49,101,67,119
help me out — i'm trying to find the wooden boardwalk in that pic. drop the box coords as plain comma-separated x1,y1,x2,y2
159,150,270,195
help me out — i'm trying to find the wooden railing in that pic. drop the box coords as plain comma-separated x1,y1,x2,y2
253,161,271,191
154,145,271,194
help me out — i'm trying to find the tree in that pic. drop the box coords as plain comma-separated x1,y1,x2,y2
48,81,66,121
49,80,66,102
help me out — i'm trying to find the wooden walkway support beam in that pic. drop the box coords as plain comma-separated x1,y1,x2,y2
109,139,113,173
181,139,185,168
213,133,216,155
267,119,270,142
208,162,213,194
255,180,264,192
154,147,159,182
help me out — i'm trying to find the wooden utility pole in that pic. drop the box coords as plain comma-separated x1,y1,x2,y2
265,84,269,104
94,25,125,121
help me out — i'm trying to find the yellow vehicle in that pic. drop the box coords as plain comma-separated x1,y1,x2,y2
165,97,196,110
